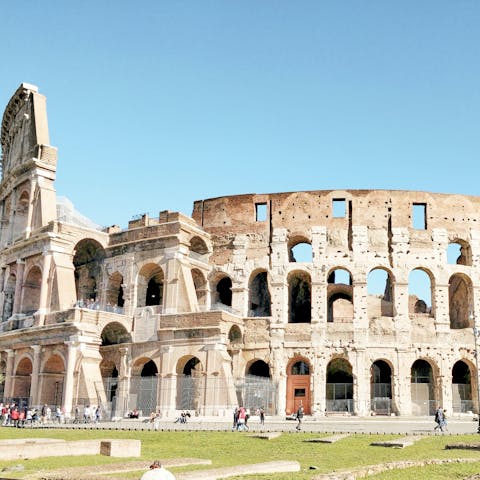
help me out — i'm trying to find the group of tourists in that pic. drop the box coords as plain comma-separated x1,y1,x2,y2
173,411,191,424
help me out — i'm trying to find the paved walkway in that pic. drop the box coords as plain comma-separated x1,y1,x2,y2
27,414,480,435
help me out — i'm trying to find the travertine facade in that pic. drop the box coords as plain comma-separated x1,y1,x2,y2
0,83,478,418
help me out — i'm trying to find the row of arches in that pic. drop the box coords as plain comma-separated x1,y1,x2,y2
288,238,471,266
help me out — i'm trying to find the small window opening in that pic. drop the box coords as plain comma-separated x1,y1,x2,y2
255,203,267,222
333,199,346,218
413,203,427,230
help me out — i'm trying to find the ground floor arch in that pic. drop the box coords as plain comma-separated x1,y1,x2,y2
371,360,393,415
286,358,311,415
452,360,473,413
176,356,204,412
11,357,32,405
326,358,353,414
130,358,158,415
39,353,65,406
411,359,436,415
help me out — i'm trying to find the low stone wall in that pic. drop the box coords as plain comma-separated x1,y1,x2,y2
0,439,140,460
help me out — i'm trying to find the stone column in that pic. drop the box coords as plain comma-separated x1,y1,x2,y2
24,176,37,239
163,249,180,314
116,346,131,418
7,188,17,244
29,345,42,405
0,266,6,317
3,349,15,400
394,349,412,415
312,355,326,416
433,283,450,341
393,282,410,346
352,348,369,416
271,331,287,415
12,260,25,314
121,255,136,317
62,339,79,417
439,373,452,414
353,280,368,345
37,251,53,325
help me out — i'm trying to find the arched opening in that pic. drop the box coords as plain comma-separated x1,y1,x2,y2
13,189,30,240
100,360,118,403
2,273,16,320
286,359,311,415
130,358,158,416
176,356,203,411
190,236,209,256
248,360,270,377
191,268,207,308
326,358,353,414
447,240,472,266
242,360,275,413
21,266,42,314
367,268,394,318
100,322,132,346
289,238,312,263
449,273,473,329
12,357,32,405
408,269,432,315
73,239,106,303
248,271,271,317
40,354,65,406
411,359,435,415
371,360,392,415
137,263,164,308
288,271,311,323
228,325,242,343
215,276,232,307
327,268,353,323
452,361,472,413
106,272,124,310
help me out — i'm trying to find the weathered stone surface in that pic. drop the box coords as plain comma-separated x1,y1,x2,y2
0,84,479,422
370,436,420,448
305,434,350,444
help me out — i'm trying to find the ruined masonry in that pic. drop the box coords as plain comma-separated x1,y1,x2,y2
0,83,478,419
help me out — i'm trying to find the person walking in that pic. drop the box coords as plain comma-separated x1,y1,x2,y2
434,406,444,432
295,404,304,431
259,407,265,426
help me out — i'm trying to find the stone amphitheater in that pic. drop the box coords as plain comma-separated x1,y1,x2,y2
0,83,478,421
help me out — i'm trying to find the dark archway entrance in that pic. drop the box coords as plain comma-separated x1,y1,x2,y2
452,360,472,413
371,360,392,415
411,359,435,415
326,358,353,414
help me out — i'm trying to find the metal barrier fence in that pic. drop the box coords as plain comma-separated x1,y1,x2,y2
95,374,279,418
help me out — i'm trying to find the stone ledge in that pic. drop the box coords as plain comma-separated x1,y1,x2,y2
305,434,350,444
370,436,420,448
446,443,480,451
312,458,479,480
1,438,140,460
248,432,282,440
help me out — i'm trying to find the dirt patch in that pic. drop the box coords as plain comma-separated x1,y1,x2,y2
25,458,211,480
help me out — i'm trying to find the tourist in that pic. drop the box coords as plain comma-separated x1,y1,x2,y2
434,406,444,432
259,406,265,425
140,460,175,480
295,404,304,431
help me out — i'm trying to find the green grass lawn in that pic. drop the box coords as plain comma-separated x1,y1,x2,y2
0,428,480,479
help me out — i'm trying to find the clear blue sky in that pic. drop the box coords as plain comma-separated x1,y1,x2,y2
1,1,480,229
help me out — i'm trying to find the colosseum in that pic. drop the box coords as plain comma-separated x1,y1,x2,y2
0,83,478,420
